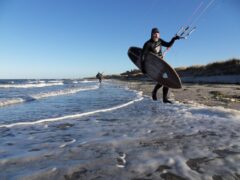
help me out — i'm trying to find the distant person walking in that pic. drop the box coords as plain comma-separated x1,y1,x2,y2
96,72,103,83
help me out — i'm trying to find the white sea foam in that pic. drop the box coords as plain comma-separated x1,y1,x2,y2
0,82,64,88
59,139,76,148
27,80,46,84
81,80,98,83
0,96,144,128
32,86,99,99
0,98,26,107
47,80,62,83
0,86,99,107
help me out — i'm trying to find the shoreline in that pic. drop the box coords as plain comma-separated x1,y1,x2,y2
112,79,240,111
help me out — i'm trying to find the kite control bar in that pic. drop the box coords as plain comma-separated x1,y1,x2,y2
162,26,196,57
177,26,197,39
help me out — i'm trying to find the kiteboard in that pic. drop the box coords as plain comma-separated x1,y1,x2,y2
127,47,182,89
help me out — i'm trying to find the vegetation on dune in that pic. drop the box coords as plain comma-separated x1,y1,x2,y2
121,59,240,77
90,59,240,82
176,59,240,77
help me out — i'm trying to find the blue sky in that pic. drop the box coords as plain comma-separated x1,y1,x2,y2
0,0,239,79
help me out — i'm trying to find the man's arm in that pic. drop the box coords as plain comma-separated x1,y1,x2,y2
161,35,180,48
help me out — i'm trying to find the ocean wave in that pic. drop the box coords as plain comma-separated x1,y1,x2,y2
26,80,46,84
0,98,26,107
59,139,76,148
81,80,98,83
0,82,64,89
0,96,144,128
0,86,99,107
32,86,99,99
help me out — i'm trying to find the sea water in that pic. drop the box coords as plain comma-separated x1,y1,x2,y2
0,79,239,179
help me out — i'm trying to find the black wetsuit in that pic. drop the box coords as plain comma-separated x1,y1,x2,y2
141,37,178,103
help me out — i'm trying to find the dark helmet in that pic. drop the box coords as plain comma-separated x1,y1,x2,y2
151,27,159,35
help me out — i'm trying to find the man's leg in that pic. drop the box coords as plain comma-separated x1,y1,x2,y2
152,83,162,101
163,86,172,103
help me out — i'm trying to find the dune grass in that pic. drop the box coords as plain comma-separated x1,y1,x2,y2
121,59,240,77
176,59,240,77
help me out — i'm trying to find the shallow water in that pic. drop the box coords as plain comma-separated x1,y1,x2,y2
0,79,240,179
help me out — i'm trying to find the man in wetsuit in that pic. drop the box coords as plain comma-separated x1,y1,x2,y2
141,28,180,103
